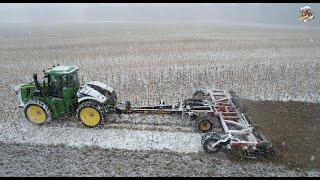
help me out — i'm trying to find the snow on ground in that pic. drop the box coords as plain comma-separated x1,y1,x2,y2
1,111,320,176
1,118,320,177
0,116,202,154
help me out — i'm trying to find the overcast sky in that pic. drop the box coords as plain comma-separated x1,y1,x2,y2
0,3,319,27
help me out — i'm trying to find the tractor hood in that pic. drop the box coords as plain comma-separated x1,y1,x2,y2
77,85,107,104
77,81,117,104
86,81,114,93
14,81,37,108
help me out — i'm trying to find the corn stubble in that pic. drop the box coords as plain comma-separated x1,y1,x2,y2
0,23,319,118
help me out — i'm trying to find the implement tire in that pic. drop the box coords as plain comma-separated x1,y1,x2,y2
24,99,52,125
228,90,240,108
76,101,106,128
201,132,223,153
192,89,209,101
194,116,214,133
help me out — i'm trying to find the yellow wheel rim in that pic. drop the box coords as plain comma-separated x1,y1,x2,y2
26,105,47,124
79,107,101,127
200,121,211,132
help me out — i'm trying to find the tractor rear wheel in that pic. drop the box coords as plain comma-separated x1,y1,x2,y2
76,101,106,128
24,99,52,125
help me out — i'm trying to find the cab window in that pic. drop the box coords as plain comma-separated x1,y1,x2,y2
62,71,79,88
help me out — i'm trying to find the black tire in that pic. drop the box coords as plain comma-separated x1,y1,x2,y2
229,90,248,113
266,147,277,159
76,100,107,128
125,101,131,112
192,89,209,101
107,90,118,107
194,116,214,133
201,132,223,153
24,99,52,125
229,90,241,106
201,132,214,143
260,142,277,159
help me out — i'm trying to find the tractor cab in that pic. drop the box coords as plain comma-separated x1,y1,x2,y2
17,65,81,120
43,65,80,98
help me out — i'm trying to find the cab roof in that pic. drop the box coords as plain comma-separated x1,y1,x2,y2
44,65,78,75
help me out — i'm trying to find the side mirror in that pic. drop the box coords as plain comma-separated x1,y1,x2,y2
33,74,37,81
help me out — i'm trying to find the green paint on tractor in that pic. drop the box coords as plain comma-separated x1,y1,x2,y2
18,66,80,119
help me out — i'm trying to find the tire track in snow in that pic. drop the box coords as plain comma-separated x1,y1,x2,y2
0,119,203,153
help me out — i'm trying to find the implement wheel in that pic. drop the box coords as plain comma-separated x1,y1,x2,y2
192,89,209,101
76,101,106,128
260,142,277,159
201,132,223,153
24,99,52,125
228,90,240,108
194,116,214,133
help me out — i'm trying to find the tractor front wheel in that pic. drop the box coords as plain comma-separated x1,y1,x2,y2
76,101,106,128
24,99,52,125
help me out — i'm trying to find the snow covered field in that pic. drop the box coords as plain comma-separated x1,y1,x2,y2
0,23,319,176
0,109,319,177
0,113,202,153
1,23,319,114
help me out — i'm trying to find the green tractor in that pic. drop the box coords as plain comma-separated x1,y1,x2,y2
15,65,117,128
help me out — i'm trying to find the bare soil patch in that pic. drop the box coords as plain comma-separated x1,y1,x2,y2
240,99,320,170
0,141,311,177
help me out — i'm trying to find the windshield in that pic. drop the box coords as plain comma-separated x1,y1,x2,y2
62,71,79,88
